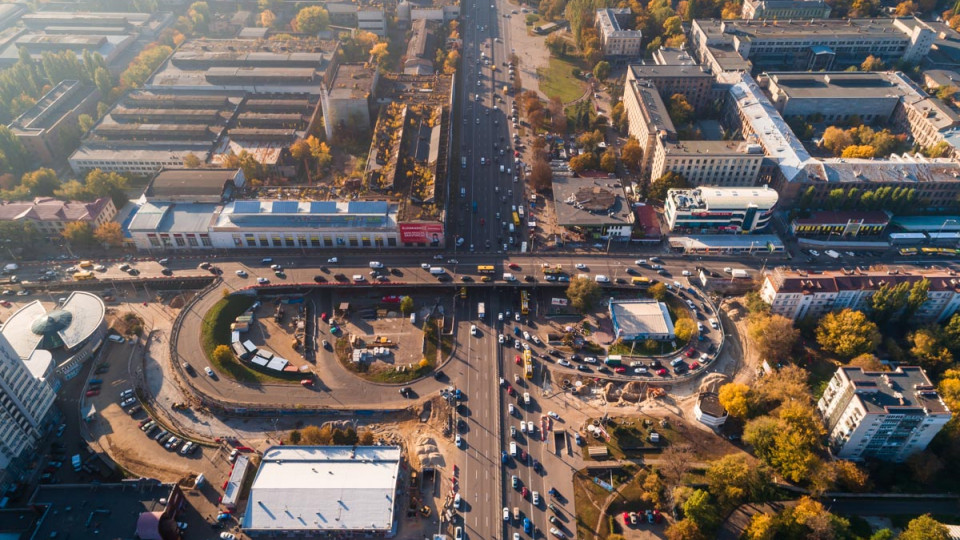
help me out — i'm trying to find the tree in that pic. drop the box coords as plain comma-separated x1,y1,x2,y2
822,126,854,155
668,94,694,124
747,314,799,360
443,50,460,74
937,84,958,101
77,113,94,134
816,309,880,359
899,515,950,540
119,45,172,90
568,152,598,173
371,42,390,68
600,148,617,173
861,55,886,71
649,171,689,201
706,454,769,509
909,327,953,372
744,513,777,540
755,364,812,406
212,344,233,366
566,277,602,312
905,278,930,318
94,66,112,97
93,222,123,247
577,130,604,152
848,353,886,371
593,60,611,80
20,168,59,197
674,318,696,342
682,489,718,530
895,0,919,14
259,9,277,28
400,296,414,315
718,382,751,418
289,429,302,444
182,153,202,168
293,6,330,35
869,281,910,323
529,158,553,192
665,519,705,540
359,430,375,445
663,15,683,36
621,137,643,170
307,136,333,174
649,282,668,301
545,33,567,56
841,144,875,158
0,221,37,251
61,221,94,246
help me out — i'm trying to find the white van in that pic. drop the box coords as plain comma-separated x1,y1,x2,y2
108,334,125,343
429,267,445,275
595,275,610,283
500,164,505,173
510,441,517,456
369,261,384,269
670,357,685,367
502,273,516,282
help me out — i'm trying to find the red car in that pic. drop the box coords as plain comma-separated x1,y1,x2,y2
320,312,329,322
381,296,401,304
657,369,668,376
614,366,627,374
514,151,520,157
685,348,698,358
515,355,522,365
480,218,486,226
508,263,520,270
0,301,10,308
689,362,700,370
622,512,630,525
85,390,99,397
300,379,314,386
521,487,529,497
508,387,516,396
653,509,662,523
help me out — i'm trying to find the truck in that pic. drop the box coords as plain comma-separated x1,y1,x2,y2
478,302,485,320
71,454,81,472
730,269,750,279
603,355,622,367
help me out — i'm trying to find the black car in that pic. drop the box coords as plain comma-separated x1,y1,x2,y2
598,367,611,374
334,273,348,282
569,354,581,362
314,275,327,282
461,276,473,282
626,268,639,275
160,268,173,276
399,387,412,397
391,268,403,276
576,365,591,373
524,275,536,282
127,268,140,276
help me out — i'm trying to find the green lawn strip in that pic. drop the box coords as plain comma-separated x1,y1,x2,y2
537,56,587,104
200,295,292,384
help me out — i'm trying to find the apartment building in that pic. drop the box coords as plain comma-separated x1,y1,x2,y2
8,80,99,168
627,64,714,111
818,366,950,462
759,267,960,323
595,8,643,58
740,0,830,19
0,197,117,238
652,140,764,186
691,18,937,73
0,332,56,482
623,78,676,178
664,186,777,233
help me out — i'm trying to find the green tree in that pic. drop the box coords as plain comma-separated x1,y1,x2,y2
899,515,950,540
649,282,668,301
747,314,799,360
400,296,414,315
743,291,770,315
905,278,930,318
593,60,611,80
674,318,696,342
869,281,910,323
0,221,37,251
668,93,694,124
211,344,233,367
545,33,567,56
94,66,112,96
649,171,689,201
682,489,718,529
718,382,751,418
565,277,602,312
942,313,960,351
815,309,880,359
119,45,172,90
705,454,769,509
61,221,94,246
288,429,302,444
294,6,330,34
20,168,59,197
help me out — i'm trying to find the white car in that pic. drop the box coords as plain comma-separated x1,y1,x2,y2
523,392,530,405
421,263,430,269
523,331,531,341
809,250,820,257
499,334,505,344
548,411,560,419
204,367,214,376
257,277,269,284
220,534,237,540
575,263,586,270
327,257,338,263
508,403,516,415
235,270,247,277
634,259,646,265
522,342,530,351
504,507,510,521
455,434,462,448
520,421,526,433
514,312,521,321
532,491,540,505
681,270,692,276
514,341,521,350
558,359,571,367
532,335,542,345
455,527,463,540
498,312,504,321
471,325,478,336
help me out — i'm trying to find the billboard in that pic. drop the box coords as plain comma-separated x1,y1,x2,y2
399,223,444,245
551,298,568,306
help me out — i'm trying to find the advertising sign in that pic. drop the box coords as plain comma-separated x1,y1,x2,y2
399,223,444,245
551,298,568,306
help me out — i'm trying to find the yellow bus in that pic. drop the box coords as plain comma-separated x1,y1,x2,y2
523,349,533,379
72,271,96,281
541,264,563,275
460,287,467,299
521,290,530,315
899,247,918,256
512,212,520,227
478,265,495,274
631,276,652,287
78,260,93,269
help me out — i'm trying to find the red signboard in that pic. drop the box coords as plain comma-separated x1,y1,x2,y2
399,223,444,244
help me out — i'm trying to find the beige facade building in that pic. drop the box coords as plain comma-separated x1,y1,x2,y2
627,64,714,111
741,0,830,19
595,9,642,58
652,140,764,186
623,78,676,179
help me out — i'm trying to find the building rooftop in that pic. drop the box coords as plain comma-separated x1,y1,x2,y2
609,299,675,336
805,154,960,185
629,64,711,79
0,32,135,67
596,8,641,38
214,200,397,231
629,79,676,136
923,68,960,88
668,186,779,211
661,140,763,156
326,62,377,100
669,234,784,251
840,366,949,415
766,267,960,296
697,392,727,418
0,197,112,223
792,210,891,225
9,80,94,132
550,174,635,227
765,71,916,100
891,215,960,232
652,46,698,66
695,17,932,41
145,169,241,201
0,292,105,359
127,202,218,234
242,446,401,533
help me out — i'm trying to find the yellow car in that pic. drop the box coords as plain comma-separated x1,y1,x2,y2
481,276,492,282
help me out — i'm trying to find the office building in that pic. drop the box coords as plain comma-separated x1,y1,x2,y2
760,267,960,323
627,64,714,111
8,80,99,167
595,8,642,58
740,0,830,19
691,18,936,73
664,186,777,233
320,62,378,140
609,299,675,341
623,78,676,178
0,332,56,486
790,210,890,237
652,46,699,66
0,197,117,238
818,366,951,461
242,446,401,537
653,140,764,187
762,71,914,123
397,1,461,24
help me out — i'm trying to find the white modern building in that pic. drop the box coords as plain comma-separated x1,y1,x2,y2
595,8,642,58
609,299,675,341
242,445,401,537
695,392,728,428
664,186,778,233
817,366,951,462
759,268,960,323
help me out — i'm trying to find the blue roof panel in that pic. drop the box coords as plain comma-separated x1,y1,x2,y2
347,201,388,214
308,201,337,214
233,200,262,214
271,201,299,214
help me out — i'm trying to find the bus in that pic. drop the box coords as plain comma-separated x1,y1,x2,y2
631,276,652,288
73,271,95,281
523,349,533,379
521,290,529,315
898,247,918,256
512,212,520,227
518,206,525,219
78,260,93,269
478,265,495,274
541,264,563,275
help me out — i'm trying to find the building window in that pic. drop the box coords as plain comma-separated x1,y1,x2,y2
284,235,295,247
188,236,199,247
233,235,242,247
298,235,307,247
272,235,282,247
245,235,257,247
148,235,160,247
174,235,186,247
310,235,320,247
200,235,212,247
259,234,269,247
349,237,359,247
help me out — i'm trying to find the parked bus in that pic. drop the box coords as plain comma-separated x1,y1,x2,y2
521,290,529,315
512,212,520,227
478,265,495,274
523,350,533,379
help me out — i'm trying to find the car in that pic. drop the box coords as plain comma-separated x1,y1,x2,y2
520,421,526,433
682,270,692,276
455,526,463,540
523,518,533,534
499,334,505,344
512,475,519,488
575,263,587,270
690,361,700,370
300,378,314,386
508,262,520,270
657,368,668,376
85,389,99,397
257,277,269,284
235,270,247,277
471,324,478,336
327,257,338,263
615,366,627,374
523,331,531,341
809,249,820,257
504,507,510,521
204,367,214,376
455,434,462,448
220,534,237,540
533,491,540,505
686,348,698,358
514,340,521,350
558,359,571,367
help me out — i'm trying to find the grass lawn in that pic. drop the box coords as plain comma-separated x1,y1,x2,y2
537,56,587,104
200,295,292,384
332,320,441,384
580,416,671,460
572,465,638,539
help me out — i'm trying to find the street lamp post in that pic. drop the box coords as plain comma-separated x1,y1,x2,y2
934,219,959,245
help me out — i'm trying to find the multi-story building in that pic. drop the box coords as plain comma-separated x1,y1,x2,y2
626,64,714,111
652,140,764,187
8,80,99,168
691,18,937,73
595,8,642,59
762,71,913,124
320,62,378,140
894,91,960,149
817,366,951,462
549,172,636,241
652,46,699,66
760,267,960,323
740,0,830,19
404,19,435,75
664,186,777,233
0,197,117,238
623,78,676,178
790,210,890,238
0,332,56,485
143,169,245,204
